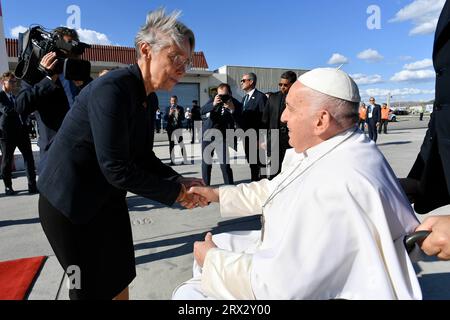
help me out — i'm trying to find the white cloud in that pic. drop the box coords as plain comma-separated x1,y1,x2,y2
390,0,446,36
390,69,436,82
327,53,349,65
76,28,111,45
357,49,384,62
10,26,112,46
399,55,414,61
404,58,433,70
10,25,28,38
362,88,435,99
350,73,383,86
410,20,439,35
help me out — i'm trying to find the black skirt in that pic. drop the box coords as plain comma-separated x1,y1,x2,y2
39,195,136,300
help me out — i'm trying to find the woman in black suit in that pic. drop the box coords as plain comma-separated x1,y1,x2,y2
401,0,450,260
37,9,205,300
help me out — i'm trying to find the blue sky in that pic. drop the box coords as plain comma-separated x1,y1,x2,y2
2,0,446,102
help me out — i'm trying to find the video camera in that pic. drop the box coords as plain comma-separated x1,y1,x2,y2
15,26,92,85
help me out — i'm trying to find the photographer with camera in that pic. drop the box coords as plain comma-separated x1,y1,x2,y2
15,27,92,165
165,96,187,165
201,83,242,186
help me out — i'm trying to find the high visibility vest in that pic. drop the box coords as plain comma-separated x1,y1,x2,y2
359,107,367,120
381,107,390,120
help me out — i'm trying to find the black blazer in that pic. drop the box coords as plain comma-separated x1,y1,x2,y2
366,104,381,124
434,0,450,109
240,89,267,131
262,91,291,154
191,105,202,121
15,77,71,152
37,64,182,224
165,105,185,132
0,91,27,139
408,0,450,213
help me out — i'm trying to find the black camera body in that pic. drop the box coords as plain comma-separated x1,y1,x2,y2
218,94,231,103
212,94,232,117
15,26,92,85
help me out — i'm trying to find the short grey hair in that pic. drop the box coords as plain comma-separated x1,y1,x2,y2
309,89,359,127
246,73,257,86
135,8,196,57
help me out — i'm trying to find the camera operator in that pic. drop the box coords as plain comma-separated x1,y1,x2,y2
15,27,91,166
201,83,242,186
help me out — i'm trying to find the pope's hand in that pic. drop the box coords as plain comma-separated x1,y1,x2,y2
194,233,217,268
176,184,200,209
188,187,220,206
416,215,450,260
176,179,208,209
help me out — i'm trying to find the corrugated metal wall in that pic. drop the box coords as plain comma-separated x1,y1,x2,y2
6,38,17,57
82,45,137,64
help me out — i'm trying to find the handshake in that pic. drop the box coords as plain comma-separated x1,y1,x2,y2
176,178,220,209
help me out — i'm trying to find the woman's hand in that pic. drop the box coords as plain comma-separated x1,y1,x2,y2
178,177,205,189
416,215,450,260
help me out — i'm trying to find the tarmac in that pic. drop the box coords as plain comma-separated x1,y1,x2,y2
1,115,450,300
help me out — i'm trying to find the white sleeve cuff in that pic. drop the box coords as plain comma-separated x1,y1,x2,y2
219,180,271,218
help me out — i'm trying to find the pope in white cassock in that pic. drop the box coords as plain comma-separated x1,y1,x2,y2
173,68,422,300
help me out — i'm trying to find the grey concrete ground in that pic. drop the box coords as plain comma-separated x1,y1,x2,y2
1,115,450,300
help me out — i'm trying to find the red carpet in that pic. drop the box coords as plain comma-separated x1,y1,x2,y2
0,256,47,300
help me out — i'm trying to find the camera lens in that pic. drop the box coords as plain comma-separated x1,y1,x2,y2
219,94,230,103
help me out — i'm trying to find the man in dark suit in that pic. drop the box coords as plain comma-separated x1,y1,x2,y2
165,96,187,165
201,83,242,186
15,27,89,166
366,97,381,143
0,72,37,195
239,73,268,181
261,71,296,180
400,0,450,260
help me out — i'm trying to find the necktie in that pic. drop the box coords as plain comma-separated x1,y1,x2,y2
243,94,249,109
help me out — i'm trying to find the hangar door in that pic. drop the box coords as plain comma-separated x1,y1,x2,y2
157,83,200,112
